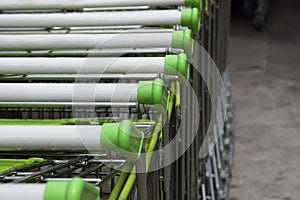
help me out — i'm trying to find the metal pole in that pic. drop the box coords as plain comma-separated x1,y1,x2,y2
0,57,165,74
0,83,138,102
0,184,46,200
0,0,184,10
0,102,137,107
0,32,172,50
0,10,181,28
0,125,102,150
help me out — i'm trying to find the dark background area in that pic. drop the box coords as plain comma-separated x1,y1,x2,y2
228,0,300,199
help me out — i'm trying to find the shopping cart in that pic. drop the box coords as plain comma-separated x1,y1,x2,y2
0,0,234,199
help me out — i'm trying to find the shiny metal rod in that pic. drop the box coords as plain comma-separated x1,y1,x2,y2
0,83,138,102
0,0,185,10
0,10,182,28
0,32,173,51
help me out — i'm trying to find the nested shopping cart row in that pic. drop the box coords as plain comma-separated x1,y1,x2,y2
0,1,202,200
0,0,234,200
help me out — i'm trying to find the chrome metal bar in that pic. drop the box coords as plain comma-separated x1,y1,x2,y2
0,10,182,28
0,0,185,10
0,32,173,51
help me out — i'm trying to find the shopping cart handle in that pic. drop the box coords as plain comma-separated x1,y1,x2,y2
0,177,99,200
0,0,201,10
0,121,144,161
0,9,200,33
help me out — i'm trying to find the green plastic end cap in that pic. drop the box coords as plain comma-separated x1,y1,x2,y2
181,8,200,33
172,29,194,57
137,78,169,109
101,120,144,161
44,177,100,200
185,0,202,10
164,53,188,80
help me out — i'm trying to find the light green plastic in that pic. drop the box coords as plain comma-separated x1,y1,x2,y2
185,0,202,10
164,53,189,80
101,120,144,161
181,8,201,33
137,78,169,109
44,177,100,200
0,158,44,172
172,29,194,56
0,118,152,125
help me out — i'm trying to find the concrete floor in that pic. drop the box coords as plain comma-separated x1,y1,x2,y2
228,0,300,199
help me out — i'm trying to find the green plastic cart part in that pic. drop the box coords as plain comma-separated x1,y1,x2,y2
0,157,44,172
165,53,189,80
172,29,194,56
101,120,144,161
185,0,202,10
44,177,99,200
181,8,201,33
137,78,169,110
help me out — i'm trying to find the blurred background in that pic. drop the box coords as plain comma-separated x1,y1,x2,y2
229,0,300,199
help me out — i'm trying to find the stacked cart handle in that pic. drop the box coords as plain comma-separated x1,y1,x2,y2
0,0,202,10
0,177,100,200
0,120,144,161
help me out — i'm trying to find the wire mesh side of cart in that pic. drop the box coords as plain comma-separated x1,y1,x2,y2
196,1,234,200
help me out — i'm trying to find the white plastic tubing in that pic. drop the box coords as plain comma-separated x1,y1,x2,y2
0,184,45,200
0,10,182,28
0,57,165,74
0,83,138,102
0,0,184,10
0,125,102,150
0,32,173,51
